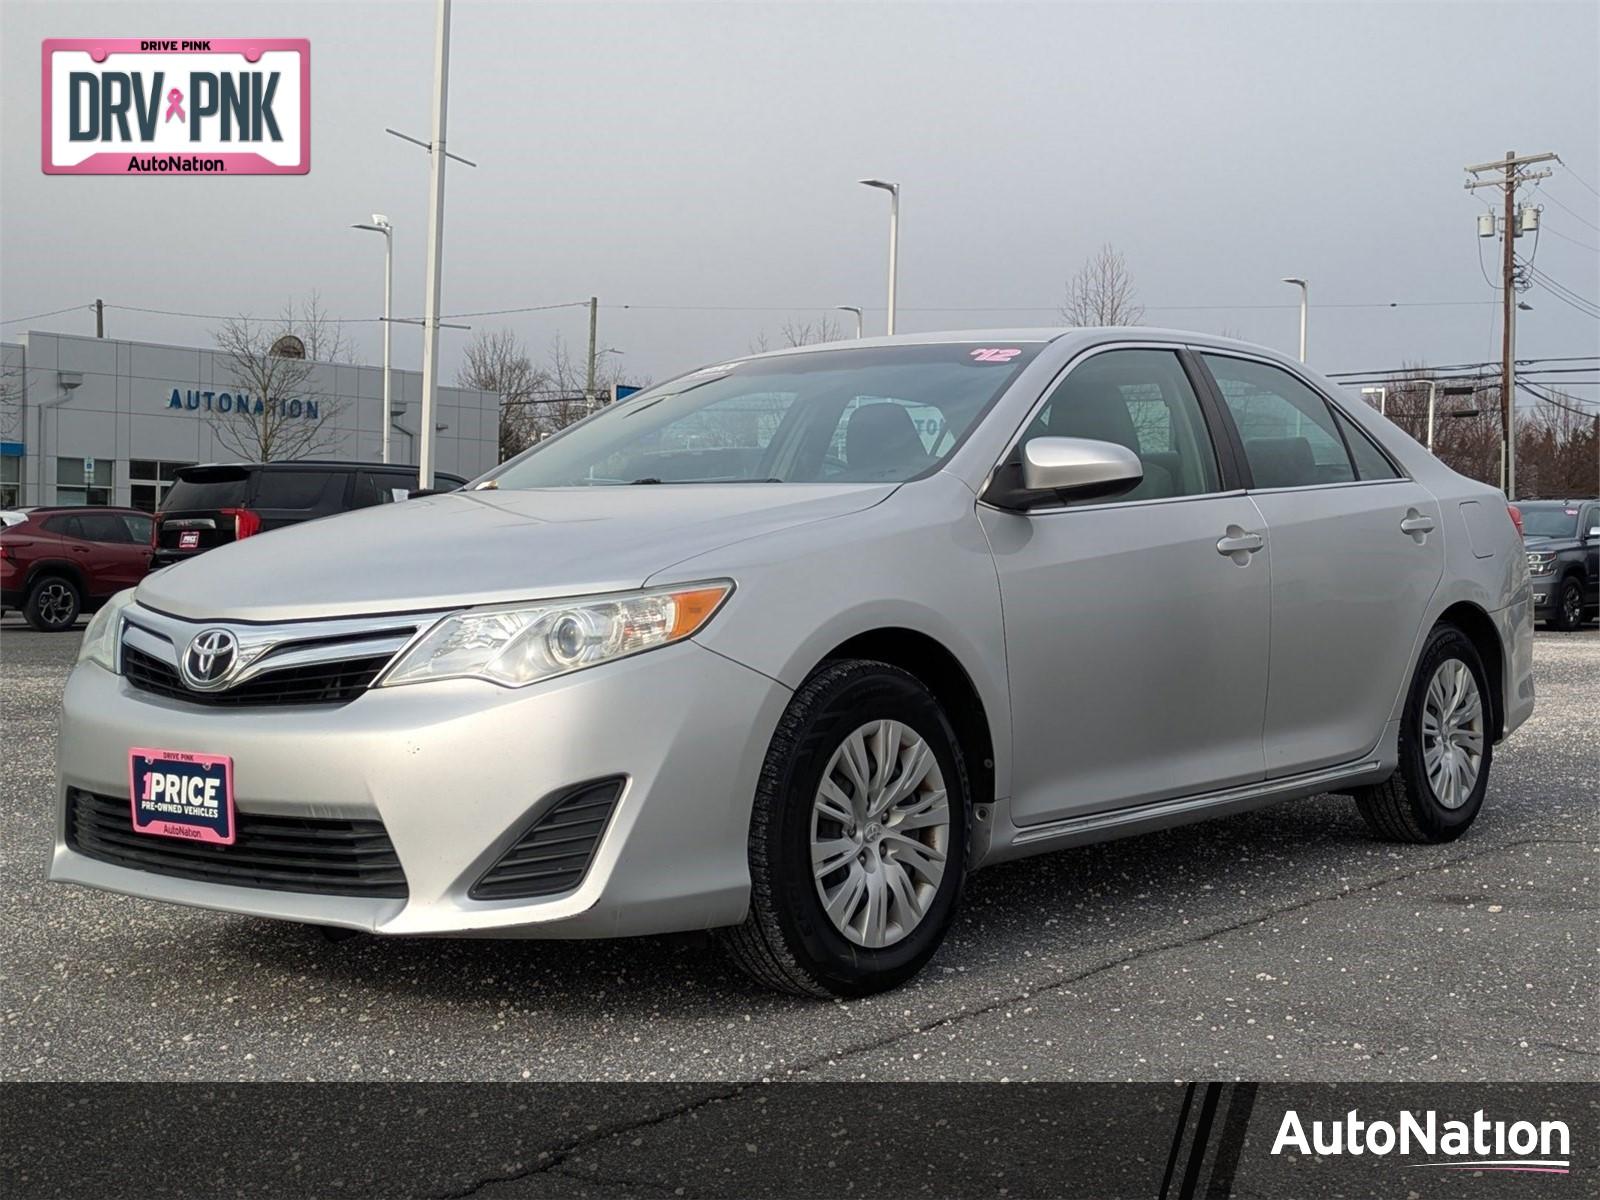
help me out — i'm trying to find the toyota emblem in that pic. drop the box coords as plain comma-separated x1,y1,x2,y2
181,628,239,690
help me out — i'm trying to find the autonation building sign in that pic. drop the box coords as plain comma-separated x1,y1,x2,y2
0,331,499,510
167,388,320,420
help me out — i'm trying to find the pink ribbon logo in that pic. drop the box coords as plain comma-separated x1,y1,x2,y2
164,88,185,123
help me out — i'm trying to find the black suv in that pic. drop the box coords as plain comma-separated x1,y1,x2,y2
151,461,469,569
1520,499,1599,630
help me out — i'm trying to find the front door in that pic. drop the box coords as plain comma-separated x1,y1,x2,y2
1199,352,1445,776
980,347,1270,826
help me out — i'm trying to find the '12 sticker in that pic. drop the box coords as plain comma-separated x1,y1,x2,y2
969,347,1021,362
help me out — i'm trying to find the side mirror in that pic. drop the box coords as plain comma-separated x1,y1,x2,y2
1588,527,1600,540
984,437,1144,510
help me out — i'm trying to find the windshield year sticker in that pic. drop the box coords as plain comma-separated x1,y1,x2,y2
969,347,1022,363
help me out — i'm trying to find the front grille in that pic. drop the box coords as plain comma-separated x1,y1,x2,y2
67,789,408,898
470,778,624,900
122,644,390,707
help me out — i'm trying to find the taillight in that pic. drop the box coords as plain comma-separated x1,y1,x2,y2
0,543,13,562
221,507,262,539
1507,504,1524,539
149,519,159,548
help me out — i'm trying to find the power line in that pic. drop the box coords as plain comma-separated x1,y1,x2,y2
1556,159,1600,200
1518,381,1598,416
1538,186,1600,233
1539,222,1600,254
0,303,92,326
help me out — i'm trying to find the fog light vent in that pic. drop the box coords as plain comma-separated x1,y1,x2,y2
469,778,624,900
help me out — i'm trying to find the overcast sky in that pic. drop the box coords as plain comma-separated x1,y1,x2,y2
3,0,1597,397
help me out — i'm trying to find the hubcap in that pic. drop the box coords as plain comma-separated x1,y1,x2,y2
1421,659,1484,810
38,583,74,625
810,720,950,949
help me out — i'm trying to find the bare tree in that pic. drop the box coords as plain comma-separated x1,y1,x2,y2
1060,243,1144,327
1518,393,1599,499
750,313,844,354
208,316,346,462
0,352,21,441
457,329,549,460
276,291,358,364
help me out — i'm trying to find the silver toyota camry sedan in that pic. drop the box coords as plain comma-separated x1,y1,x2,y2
51,329,1535,996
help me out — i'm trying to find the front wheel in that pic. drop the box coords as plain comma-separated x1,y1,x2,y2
1551,576,1585,631
24,575,81,631
1354,624,1492,844
719,660,970,997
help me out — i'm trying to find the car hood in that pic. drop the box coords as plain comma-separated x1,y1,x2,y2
1522,536,1579,552
136,483,896,622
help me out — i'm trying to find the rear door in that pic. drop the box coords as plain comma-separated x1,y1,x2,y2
72,511,150,595
1197,351,1444,777
154,466,252,561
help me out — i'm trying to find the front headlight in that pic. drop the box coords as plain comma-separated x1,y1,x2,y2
1526,552,1556,575
78,588,135,672
379,581,733,689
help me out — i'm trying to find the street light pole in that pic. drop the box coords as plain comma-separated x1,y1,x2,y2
835,306,863,339
352,215,394,463
416,0,453,491
859,179,899,335
1282,277,1308,362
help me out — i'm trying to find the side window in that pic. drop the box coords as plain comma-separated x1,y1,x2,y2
44,514,88,540
77,513,132,543
253,471,344,511
1202,355,1355,489
1021,349,1221,501
122,514,153,544
350,472,389,509
1330,407,1401,481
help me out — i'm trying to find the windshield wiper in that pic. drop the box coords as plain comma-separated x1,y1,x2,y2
628,477,784,485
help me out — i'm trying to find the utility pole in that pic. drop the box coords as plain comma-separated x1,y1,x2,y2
1465,149,1555,500
416,0,454,491
94,299,104,338
585,296,598,413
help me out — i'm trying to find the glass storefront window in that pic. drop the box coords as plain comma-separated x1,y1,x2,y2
0,455,20,508
130,459,193,512
56,457,114,506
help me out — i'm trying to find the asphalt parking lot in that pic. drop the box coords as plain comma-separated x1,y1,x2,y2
1,619,1594,1084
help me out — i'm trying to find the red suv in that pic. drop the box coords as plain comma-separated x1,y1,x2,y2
0,507,154,631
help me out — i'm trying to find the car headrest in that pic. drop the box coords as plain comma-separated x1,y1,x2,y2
1045,383,1140,454
1246,437,1316,488
845,403,927,475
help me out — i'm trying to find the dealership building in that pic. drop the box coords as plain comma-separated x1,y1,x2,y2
0,330,501,510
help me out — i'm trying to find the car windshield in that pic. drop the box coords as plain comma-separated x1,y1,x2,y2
486,343,1043,488
1520,504,1580,538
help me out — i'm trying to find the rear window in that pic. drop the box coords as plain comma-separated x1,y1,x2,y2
161,472,249,511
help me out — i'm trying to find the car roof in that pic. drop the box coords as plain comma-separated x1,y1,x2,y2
733,326,1287,362
25,505,149,516
175,461,467,480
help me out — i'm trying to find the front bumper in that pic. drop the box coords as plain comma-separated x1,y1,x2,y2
50,640,791,937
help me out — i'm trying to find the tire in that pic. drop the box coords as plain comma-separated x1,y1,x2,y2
23,575,81,632
1354,624,1493,844
719,659,970,997
1551,575,1585,631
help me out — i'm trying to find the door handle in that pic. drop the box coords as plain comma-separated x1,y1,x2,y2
1216,528,1264,561
1400,512,1435,538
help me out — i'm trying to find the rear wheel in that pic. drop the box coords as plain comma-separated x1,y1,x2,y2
24,575,81,631
719,660,969,997
1354,624,1492,843
1551,576,1584,631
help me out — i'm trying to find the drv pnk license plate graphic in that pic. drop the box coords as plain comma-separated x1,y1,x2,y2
128,748,235,844
42,39,309,175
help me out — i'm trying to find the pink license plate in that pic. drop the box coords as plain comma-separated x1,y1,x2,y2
128,748,235,845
